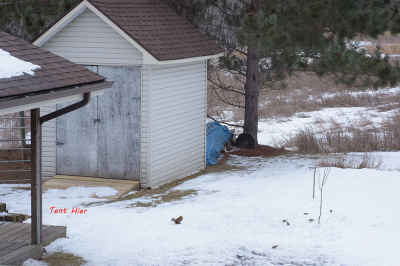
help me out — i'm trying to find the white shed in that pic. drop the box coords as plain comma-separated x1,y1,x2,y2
32,0,224,188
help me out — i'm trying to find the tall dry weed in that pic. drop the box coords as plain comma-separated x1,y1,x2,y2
317,152,383,170
284,112,400,154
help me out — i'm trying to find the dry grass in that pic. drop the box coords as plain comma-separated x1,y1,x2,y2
317,152,383,170
209,70,400,124
364,44,400,55
40,252,87,266
283,111,400,154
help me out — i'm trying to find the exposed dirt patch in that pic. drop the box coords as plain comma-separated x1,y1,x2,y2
227,145,290,157
128,189,199,208
108,157,245,205
40,252,87,266
0,149,31,183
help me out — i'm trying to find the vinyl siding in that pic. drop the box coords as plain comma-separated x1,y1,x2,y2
42,9,143,66
140,65,149,188
147,60,207,188
41,105,56,181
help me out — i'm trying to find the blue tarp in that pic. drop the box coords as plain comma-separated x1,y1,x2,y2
206,122,232,165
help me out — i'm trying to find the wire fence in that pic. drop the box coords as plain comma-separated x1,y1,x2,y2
0,111,32,183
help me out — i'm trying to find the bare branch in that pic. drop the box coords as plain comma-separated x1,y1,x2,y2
208,79,245,95
207,115,244,128
213,88,245,108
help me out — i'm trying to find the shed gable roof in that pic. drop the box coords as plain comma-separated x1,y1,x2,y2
0,30,106,99
33,0,224,63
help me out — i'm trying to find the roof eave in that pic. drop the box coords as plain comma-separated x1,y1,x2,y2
0,81,113,116
152,52,225,65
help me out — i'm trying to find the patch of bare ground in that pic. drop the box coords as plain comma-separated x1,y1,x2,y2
115,147,288,208
227,145,289,157
110,156,246,206
40,252,87,266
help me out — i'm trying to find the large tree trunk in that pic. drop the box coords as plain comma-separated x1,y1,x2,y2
243,43,260,145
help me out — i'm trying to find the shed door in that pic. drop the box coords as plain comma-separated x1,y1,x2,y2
56,66,141,180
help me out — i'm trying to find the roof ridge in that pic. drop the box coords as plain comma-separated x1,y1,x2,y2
86,0,162,61
32,0,224,62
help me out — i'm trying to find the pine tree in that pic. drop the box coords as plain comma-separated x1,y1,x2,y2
173,0,400,145
0,0,79,41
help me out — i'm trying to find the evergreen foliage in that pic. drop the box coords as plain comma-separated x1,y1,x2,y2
169,0,400,143
0,0,79,41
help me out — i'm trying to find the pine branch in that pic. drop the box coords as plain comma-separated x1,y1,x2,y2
212,3,242,26
0,0,48,6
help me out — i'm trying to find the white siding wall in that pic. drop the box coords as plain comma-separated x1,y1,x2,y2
141,65,149,188
42,9,143,66
41,106,56,181
145,60,207,188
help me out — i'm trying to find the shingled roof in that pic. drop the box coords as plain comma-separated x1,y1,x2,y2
0,30,107,100
33,0,224,62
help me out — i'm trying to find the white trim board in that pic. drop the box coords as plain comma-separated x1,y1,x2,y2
156,53,224,65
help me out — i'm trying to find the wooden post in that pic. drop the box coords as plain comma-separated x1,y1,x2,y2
31,108,42,244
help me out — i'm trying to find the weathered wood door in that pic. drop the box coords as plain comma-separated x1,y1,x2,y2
56,66,141,180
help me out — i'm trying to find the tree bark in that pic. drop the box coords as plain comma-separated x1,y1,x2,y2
243,43,260,145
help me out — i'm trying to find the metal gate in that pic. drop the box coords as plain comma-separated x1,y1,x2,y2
0,111,31,183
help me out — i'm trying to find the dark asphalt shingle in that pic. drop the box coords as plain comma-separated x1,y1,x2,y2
0,30,106,99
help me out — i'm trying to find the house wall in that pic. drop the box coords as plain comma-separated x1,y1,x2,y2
40,106,56,181
143,60,207,188
41,9,143,66
140,65,150,188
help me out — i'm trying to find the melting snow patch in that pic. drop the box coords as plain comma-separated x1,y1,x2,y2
44,186,118,199
0,48,40,79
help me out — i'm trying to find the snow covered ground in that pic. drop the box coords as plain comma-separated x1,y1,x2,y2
1,86,399,265
1,151,398,266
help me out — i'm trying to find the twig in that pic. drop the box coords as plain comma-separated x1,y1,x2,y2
313,163,316,199
207,115,244,128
